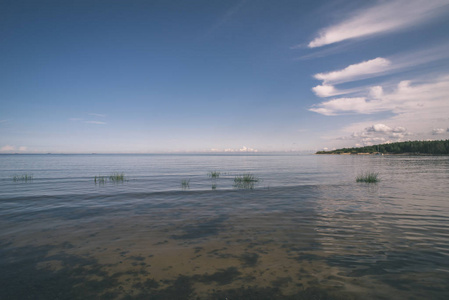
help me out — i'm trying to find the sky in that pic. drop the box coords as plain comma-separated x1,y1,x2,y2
1,0,449,153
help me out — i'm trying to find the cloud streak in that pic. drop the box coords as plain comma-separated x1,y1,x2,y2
311,44,449,94
0,145,27,152
310,75,449,116
314,57,391,85
85,121,106,125
88,113,106,118
308,0,449,48
1,145,15,151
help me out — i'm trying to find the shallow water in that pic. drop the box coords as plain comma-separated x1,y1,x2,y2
1,154,449,299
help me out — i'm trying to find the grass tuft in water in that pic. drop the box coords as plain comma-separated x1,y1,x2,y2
109,172,125,183
211,183,217,190
356,172,379,183
207,171,220,178
13,174,33,182
234,173,259,189
94,175,107,184
94,173,125,184
181,179,190,190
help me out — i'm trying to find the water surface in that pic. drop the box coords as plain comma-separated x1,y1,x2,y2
1,154,448,299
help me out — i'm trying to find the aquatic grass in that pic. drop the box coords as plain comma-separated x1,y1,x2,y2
234,173,259,189
13,174,33,182
356,172,379,183
211,183,217,190
109,172,125,183
94,176,107,184
207,171,220,178
94,173,125,184
181,179,190,190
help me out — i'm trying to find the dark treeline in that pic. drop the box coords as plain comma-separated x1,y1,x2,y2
316,140,449,155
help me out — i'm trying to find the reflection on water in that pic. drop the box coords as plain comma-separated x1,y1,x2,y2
1,155,449,299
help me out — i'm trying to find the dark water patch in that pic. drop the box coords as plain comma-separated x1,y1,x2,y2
207,248,234,259
0,243,118,299
125,275,194,300
208,286,355,300
194,246,203,253
132,278,160,290
154,240,168,245
171,215,228,240
194,267,241,285
128,255,146,261
271,276,292,287
239,252,259,267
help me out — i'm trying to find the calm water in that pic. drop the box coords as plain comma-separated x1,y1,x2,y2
1,154,449,299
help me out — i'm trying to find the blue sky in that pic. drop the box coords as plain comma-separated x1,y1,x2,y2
1,0,449,153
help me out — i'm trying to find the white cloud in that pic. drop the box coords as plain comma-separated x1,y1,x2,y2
18,146,27,151
340,124,411,145
308,0,449,48
312,85,338,97
309,97,378,116
314,57,391,84
223,146,258,152
311,84,359,98
1,145,15,151
85,121,106,125
310,75,449,117
432,128,445,135
370,86,383,99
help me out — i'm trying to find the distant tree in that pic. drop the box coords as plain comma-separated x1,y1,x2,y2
316,140,449,155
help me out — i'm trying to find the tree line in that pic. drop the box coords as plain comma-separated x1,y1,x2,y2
316,140,449,155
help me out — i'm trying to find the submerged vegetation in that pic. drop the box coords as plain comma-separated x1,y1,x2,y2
234,173,259,189
208,171,221,190
181,179,190,190
207,171,220,178
316,139,449,155
13,174,33,182
356,172,379,183
94,173,126,184
109,172,125,183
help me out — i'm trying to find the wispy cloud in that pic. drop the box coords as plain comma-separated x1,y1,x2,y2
85,121,106,125
0,145,28,152
0,145,15,152
223,146,258,153
314,57,391,85
310,97,370,116
88,113,106,118
310,75,449,116
311,44,449,98
338,124,411,146
204,0,248,38
432,128,446,135
308,0,449,48
311,84,361,98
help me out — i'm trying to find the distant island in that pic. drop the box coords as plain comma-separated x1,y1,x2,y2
316,140,449,155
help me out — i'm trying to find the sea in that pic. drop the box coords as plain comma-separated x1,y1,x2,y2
0,153,448,299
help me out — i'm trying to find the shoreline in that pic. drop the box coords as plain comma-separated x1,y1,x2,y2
315,152,449,156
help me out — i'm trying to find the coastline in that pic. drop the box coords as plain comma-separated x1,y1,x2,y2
315,152,449,156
